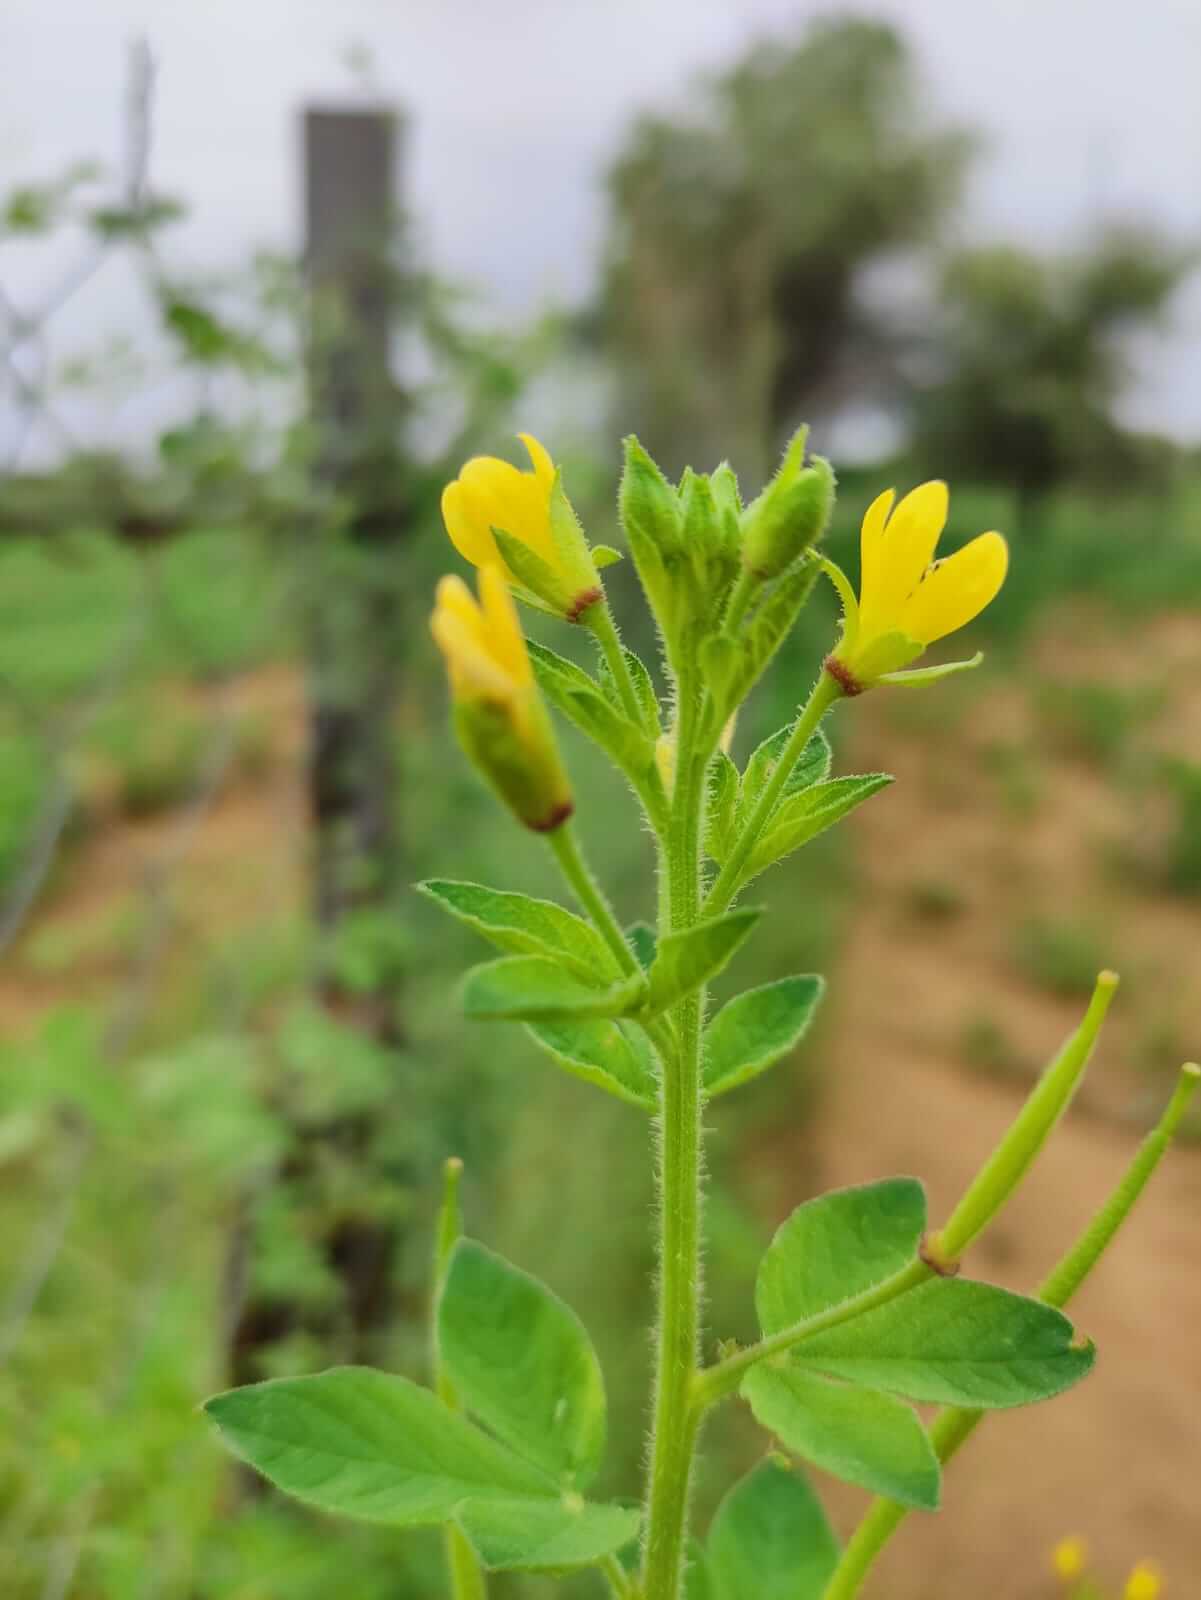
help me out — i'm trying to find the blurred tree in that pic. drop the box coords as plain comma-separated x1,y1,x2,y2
599,18,974,478
911,228,1195,525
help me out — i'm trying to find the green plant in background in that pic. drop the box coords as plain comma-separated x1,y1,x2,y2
202,429,1196,1599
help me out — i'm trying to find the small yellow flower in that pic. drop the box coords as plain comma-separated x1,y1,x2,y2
824,481,1008,693
431,565,573,831
441,434,602,620
1124,1561,1162,1600
1052,1536,1089,1582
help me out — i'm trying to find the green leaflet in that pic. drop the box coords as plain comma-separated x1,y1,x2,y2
741,1365,940,1508
525,1017,658,1109
438,1240,607,1484
703,976,824,1099
626,921,658,972
735,727,831,834
461,957,645,1023
705,751,739,865
457,1496,641,1573
642,908,762,1018
203,1368,639,1571
794,1278,1096,1408
700,557,819,716
596,644,661,740
706,1457,839,1600
757,1179,927,1335
528,640,654,774
742,774,893,885
204,1367,546,1521
418,879,620,985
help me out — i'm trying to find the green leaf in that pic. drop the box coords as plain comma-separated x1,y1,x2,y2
742,1365,940,1508
794,1279,1096,1408
457,1496,640,1572
757,1179,927,1335
462,957,644,1023
526,1018,657,1109
705,751,740,865
703,558,820,716
597,646,661,741
743,775,893,884
707,1457,838,1600
203,1367,548,1524
418,879,618,986
704,976,824,1099
439,1240,607,1484
735,728,831,832
684,1541,715,1599
204,1368,639,1571
529,641,655,773
590,543,624,569
642,908,761,1018
627,921,658,972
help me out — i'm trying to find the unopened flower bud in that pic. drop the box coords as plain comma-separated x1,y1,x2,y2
740,427,835,581
431,567,573,831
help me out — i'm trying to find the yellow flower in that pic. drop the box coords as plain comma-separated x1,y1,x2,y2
823,481,1008,693
1124,1561,1162,1600
431,565,573,831
441,434,602,620
1052,1537,1089,1582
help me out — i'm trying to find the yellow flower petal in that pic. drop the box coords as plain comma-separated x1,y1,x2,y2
898,530,1008,646
858,480,948,640
518,432,555,488
441,480,500,569
1124,1562,1162,1600
858,487,895,615
430,609,514,701
1051,1536,1088,1581
479,563,533,686
459,456,556,564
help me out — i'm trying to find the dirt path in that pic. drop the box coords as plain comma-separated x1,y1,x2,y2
756,613,1201,1597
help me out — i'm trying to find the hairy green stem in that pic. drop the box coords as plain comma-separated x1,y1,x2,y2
642,681,708,1600
589,600,647,727
704,669,842,916
601,1552,635,1598
819,1062,1200,1600
431,1159,487,1600
548,821,641,979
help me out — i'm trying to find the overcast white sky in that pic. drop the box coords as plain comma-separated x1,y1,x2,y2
3,0,1201,450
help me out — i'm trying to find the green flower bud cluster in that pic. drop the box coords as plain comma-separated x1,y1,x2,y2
619,427,835,666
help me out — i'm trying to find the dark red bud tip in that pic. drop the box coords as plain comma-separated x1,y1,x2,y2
529,799,576,833
566,587,604,623
823,654,865,698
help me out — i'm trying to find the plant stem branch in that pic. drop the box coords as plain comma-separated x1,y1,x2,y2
694,1258,930,1411
641,678,708,1599
549,821,641,979
431,1158,487,1600
703,670,842,916
818,1062,1200,1600
600,1553,635,1598
589,601,648,727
